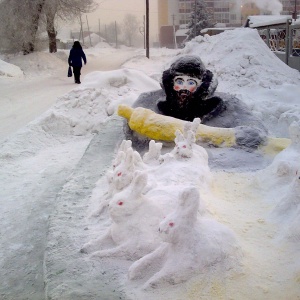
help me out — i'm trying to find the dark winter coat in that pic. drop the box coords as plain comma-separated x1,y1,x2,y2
68,45,87,67
129,55,268,148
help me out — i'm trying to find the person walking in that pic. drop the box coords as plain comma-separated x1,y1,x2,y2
68,41,87,84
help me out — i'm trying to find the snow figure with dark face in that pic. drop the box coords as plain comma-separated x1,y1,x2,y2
128,55,268,148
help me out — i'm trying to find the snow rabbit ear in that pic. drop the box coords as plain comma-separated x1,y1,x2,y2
174,129,185,144
191,118,200,132
119,140,132,152
143,140,162,163
130,171,148,198
112,150,126,169
177,187,200,219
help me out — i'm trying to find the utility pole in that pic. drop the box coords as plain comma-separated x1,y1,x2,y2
98,19,101,42
172,14,177,49
115,21,118,48
292,0,298,20
86,15,92,47
146,0,149,58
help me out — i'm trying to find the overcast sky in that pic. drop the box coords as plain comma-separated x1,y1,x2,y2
83,0,159,42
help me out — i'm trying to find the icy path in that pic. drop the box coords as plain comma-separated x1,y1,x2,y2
0,49,136,142
0,49,137,300
44,117,128,300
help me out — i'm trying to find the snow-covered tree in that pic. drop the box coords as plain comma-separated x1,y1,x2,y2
0,0,47,54
185,0,215,41
122,14,139,47
0,0,97,54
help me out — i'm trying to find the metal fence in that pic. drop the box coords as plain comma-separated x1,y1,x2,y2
252,19,300,71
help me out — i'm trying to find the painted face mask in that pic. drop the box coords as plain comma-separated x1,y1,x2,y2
173,75,201,106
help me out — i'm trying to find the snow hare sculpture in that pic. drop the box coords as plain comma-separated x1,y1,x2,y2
81,172,163,260
128,187,241,289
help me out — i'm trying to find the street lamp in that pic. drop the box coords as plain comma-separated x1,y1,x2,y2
145,0,149,58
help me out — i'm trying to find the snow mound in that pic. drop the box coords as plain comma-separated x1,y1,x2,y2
6,52,67,76
83,68,160,114
40,88,110,136
0,59,24,77
84,33,105,47
182,28,300,89
93,41,112,49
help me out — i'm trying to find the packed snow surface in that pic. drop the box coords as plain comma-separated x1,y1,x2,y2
0,28,300,300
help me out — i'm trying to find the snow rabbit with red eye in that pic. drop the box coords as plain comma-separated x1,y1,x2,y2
107,146,143,196
81,172,163,260
128,187,241,289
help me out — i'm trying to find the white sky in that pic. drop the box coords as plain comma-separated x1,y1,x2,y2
81,0,159,42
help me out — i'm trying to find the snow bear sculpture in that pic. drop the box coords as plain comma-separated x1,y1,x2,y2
128,187,241,289
81,172,163,260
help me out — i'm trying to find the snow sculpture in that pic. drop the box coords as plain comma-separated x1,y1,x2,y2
106,140,144,196
81,172,163,260
143,140,162,164
171,118,200,159
128,187,241,289
273,170,300,216
254,121,300,190
122,55,268,149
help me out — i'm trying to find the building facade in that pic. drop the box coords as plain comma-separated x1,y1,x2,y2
158,0,243,28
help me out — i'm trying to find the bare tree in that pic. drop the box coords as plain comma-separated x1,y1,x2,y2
43,0,97,53
122,14,139,47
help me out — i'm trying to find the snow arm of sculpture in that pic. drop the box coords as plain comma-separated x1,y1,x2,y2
118,104,236,147
118,104,291,154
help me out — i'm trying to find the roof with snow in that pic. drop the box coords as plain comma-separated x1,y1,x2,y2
246,15,296,28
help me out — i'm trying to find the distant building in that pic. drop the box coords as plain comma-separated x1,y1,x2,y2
157,0,300,49
157,0,243,48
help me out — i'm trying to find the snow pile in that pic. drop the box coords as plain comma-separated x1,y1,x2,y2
6,52,67,76
253,121,300,242
183,28,299,88
93,41,112,48
0,59,24,77
83,68,160,114
84,33,105,47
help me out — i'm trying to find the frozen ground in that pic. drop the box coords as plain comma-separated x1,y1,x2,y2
0,29,300,300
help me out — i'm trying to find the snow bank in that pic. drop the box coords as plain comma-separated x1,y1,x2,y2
93,41,112,48
5,52,67,76
0,59,24,77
